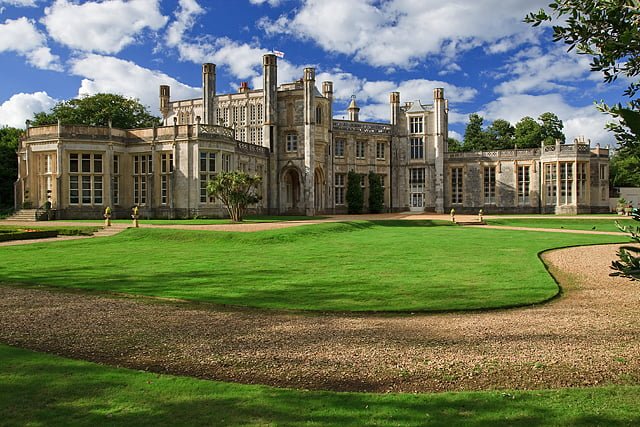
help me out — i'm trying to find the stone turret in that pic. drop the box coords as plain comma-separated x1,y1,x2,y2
322,81,333,131
433,87,447,214
159,85,170,124
303,67,316,216
202,63,216,125
263,53,278,213
347,95,360,122
262,54,278,152
390,91,400,127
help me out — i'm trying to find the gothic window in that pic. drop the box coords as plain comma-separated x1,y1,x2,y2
286,134,298,152
69,153,103,205
334,139,345,157
199,151,216,203
451,167,463,204
410,137,424,159
410,116,424,134
356,140,366,159
560,162,573,204
316,106,322,124
113,154,120,206
484,166,496,204
517,165,530,205
160,153,173,206
335,173,345,205
545,163,557,204
133,154,152,206
376,142,385,160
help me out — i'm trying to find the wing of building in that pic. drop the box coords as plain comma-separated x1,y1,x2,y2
15,54,610,219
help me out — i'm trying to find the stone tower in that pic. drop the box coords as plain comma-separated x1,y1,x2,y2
303,67,316,216
433,88,446,213
159,85,170,124
262,53,278,212
202,63,216,125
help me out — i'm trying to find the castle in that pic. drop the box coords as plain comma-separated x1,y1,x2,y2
15,54,610,219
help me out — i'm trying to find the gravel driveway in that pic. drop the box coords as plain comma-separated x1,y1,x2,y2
0,240,638,392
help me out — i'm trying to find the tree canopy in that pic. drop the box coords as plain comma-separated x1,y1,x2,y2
457,112,564,152
367,171,384,214
31,93,161,129
346,170,364,214
0,127,22,208
526,1,640,148
206,171,262,222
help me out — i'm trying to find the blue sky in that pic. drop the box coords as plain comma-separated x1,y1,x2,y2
0,0,627,145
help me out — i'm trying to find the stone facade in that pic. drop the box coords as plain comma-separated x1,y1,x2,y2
15,54,610,218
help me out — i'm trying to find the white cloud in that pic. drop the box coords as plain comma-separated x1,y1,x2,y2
494,45,595,96
249,0,285,6
69,54,200,113
0,17,61,70
42,0,167,54
480,93,616,146
166,0,204,47
0,91,57,128
259,0,549,68
315,68,477,122
0,0,37,6
166,0,268,81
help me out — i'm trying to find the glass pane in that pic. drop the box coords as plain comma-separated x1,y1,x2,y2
82,176,91,203
94,154,102,173
82,154,91,173
70,154,78,173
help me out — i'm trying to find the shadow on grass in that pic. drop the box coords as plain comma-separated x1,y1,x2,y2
2,344,638,427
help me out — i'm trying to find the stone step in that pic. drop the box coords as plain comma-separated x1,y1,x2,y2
5,210,38,221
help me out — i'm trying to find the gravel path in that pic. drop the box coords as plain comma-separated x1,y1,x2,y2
1,240,638,392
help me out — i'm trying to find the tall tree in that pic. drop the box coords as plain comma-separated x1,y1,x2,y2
31,93,161,129
447,137,463,152
526,1,640,148
610,151,640,187
0,127,22,208
514,116,543,148
486,119,515,149
367,171,384,213
463,113,489,151
346,170,364,214
538,112,565,145
206,171,262,222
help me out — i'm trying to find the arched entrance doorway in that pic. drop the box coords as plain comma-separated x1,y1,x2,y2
283,168,301,213
314,167,324,213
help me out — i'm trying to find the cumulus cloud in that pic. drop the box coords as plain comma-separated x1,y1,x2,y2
0,0,37,6
165,0,276,83
0,91,57,128
494,45,596,96
69,54,200,113
0,17,61,70
480,93,616,146
258,0,549,68
42,0,167,54
314,67,477,122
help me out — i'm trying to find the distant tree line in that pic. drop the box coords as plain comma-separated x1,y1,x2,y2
448,112,565,152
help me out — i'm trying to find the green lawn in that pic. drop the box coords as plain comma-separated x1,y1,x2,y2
0,220,626,311
1,344,638,427
52,215,326,225
485,218,635,232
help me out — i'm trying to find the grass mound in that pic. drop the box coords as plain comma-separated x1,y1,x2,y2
0,221,626,311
